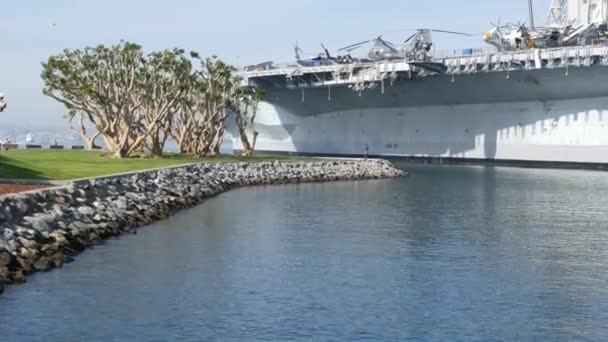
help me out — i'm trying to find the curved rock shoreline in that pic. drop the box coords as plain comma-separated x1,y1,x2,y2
0,159,405,293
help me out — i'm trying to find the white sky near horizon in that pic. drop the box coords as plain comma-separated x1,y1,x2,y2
0,0,552,128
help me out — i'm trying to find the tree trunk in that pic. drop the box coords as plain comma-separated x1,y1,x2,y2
113,148,128,159
234,111,252,155
208,120,225,156
102,135,120,153
82,136,98,150
242,131,259,157
147,131,164,157
68,115,102,150
174,130,189,154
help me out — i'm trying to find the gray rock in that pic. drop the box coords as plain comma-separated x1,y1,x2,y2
18,247,37,260
1,206,12,221
112,198,128,210
0,250,12,267
77,206,95,216
33,259,51,272
2,228,14,240
49,231,67,245
12,197,31,216
5,240,18,254
15,226,37,239
67,221,91,232
92,201,105,209
23,215,52,232
17,237,38,250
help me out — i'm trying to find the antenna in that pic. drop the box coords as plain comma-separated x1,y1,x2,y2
528,0,535,29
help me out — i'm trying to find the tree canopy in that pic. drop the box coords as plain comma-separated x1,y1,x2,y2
41,41,264,158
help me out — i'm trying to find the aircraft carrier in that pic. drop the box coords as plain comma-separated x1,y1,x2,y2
236,0,608,167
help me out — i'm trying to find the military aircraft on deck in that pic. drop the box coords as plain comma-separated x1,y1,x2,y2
339,29,471,62
293,41,375,67
294,44,336,67
339,36,402,61
335,30,469,75
321,43,365,64
482,17,608,52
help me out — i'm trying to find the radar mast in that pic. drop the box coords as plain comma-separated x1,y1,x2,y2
547,0,569,27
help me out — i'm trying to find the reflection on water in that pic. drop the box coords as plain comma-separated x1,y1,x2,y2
0,163,607,341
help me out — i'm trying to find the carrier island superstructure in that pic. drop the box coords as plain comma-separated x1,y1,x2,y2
236,0,608,166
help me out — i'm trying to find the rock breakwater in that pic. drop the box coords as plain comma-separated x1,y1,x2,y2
0,159,405,293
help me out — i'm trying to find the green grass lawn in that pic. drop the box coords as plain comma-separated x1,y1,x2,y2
0,150,316,181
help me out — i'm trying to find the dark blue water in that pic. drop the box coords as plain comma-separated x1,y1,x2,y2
1,163,608,341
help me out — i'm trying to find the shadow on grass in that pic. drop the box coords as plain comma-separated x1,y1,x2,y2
0,154,48,180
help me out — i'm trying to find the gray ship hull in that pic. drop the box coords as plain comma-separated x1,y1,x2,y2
233,65,608,165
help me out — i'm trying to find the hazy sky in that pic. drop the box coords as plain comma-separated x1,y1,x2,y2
0,0,552,128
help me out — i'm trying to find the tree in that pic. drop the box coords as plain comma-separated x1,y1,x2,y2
43,42,261,158
171,56,236,156
234,86,265,156
41,41,145,158
66,110,101,149
138,49,192,156
172,68,212,155
206,59,239,155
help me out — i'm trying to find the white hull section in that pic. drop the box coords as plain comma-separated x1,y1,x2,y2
234,96,608,164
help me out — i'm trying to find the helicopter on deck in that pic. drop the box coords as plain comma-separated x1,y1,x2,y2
294,43,366,67
321,43,368,64
293,29,470,70
339,36,402,61
338,29,472,62
294,44,336,67
334,30,470,74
